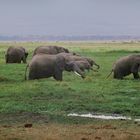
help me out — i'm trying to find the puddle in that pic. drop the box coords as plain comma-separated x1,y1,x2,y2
68,113,140,121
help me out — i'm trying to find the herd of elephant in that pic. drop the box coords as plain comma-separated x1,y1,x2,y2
5,45,140,81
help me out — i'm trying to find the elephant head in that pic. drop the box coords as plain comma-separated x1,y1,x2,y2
55,46,69,53
55,56,85,79
65,61,85,78
19,47,28,63
85,57,100,69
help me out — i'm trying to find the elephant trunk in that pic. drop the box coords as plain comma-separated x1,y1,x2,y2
94,63,100,69
73,63,85,79
90,67,98,72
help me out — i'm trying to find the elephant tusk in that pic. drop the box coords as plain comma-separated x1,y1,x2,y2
74,71,82,77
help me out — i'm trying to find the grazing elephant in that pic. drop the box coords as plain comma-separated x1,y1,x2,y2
67,60,94,72
33,45,69,56
57,53,100,69
5,46,28,63
107,55,140,79
25,54,85,81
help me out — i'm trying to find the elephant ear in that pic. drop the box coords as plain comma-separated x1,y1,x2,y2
54,57,65,81
65,61,75,71
63,48,69,53
55,56,65,71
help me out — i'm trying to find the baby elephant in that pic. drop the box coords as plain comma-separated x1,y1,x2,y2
107,54,140,79
67,60,94,72
6,46,28,63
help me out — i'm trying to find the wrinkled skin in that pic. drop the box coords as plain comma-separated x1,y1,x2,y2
33,46,69,56
109,55,140,79
6,46,28,63
25,54,85,81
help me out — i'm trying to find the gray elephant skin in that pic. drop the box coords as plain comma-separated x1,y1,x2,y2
6,46,28,63
57,53,100,70
67,60,93,72
25,54,85,81
107,54,140,79
33,45,69,56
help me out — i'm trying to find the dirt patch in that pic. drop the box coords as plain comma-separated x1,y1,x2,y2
0,123,140,140
0,113,140,140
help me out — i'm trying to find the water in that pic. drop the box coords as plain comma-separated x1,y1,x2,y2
68,113,140,121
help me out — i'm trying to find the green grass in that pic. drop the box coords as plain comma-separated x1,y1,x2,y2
0,41,140,122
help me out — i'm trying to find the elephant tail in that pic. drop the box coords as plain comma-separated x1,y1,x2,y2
94,63,100,69
25,64,29,80
106,69,113,79
5,54,8,63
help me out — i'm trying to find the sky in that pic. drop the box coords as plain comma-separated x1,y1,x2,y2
0,0,140,36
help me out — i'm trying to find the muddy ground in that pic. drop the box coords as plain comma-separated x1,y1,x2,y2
0,113,140,140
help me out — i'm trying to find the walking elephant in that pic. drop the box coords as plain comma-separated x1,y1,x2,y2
107,54,140,79
25,54,85,81
6,46,28,63
33,45,69,56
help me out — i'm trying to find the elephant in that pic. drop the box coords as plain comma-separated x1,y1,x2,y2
107,54,140,79
5,46,28,63
33,45,69,56
57,53,100,69
66,60,95,72
25,54,85,81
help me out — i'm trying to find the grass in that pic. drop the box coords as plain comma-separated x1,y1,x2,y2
0,41,140,124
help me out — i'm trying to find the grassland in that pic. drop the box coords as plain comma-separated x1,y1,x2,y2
0,41,140,117
0,41,140,140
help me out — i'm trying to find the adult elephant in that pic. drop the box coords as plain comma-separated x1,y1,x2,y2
33,45,69,56
25,54,85,81
107,54,140,79
57,53,100,69
6,46,28,63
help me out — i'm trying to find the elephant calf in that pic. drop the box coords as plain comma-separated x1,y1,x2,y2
107,54,140,79
67,60,93,72
57,52,100,69
6,46,28,63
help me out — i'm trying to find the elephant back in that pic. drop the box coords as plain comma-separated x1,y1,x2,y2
33,46,69,56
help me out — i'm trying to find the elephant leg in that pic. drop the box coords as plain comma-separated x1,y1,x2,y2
114,76,123,80
113,73,123,79
54,70,63,81
133,73,140,79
